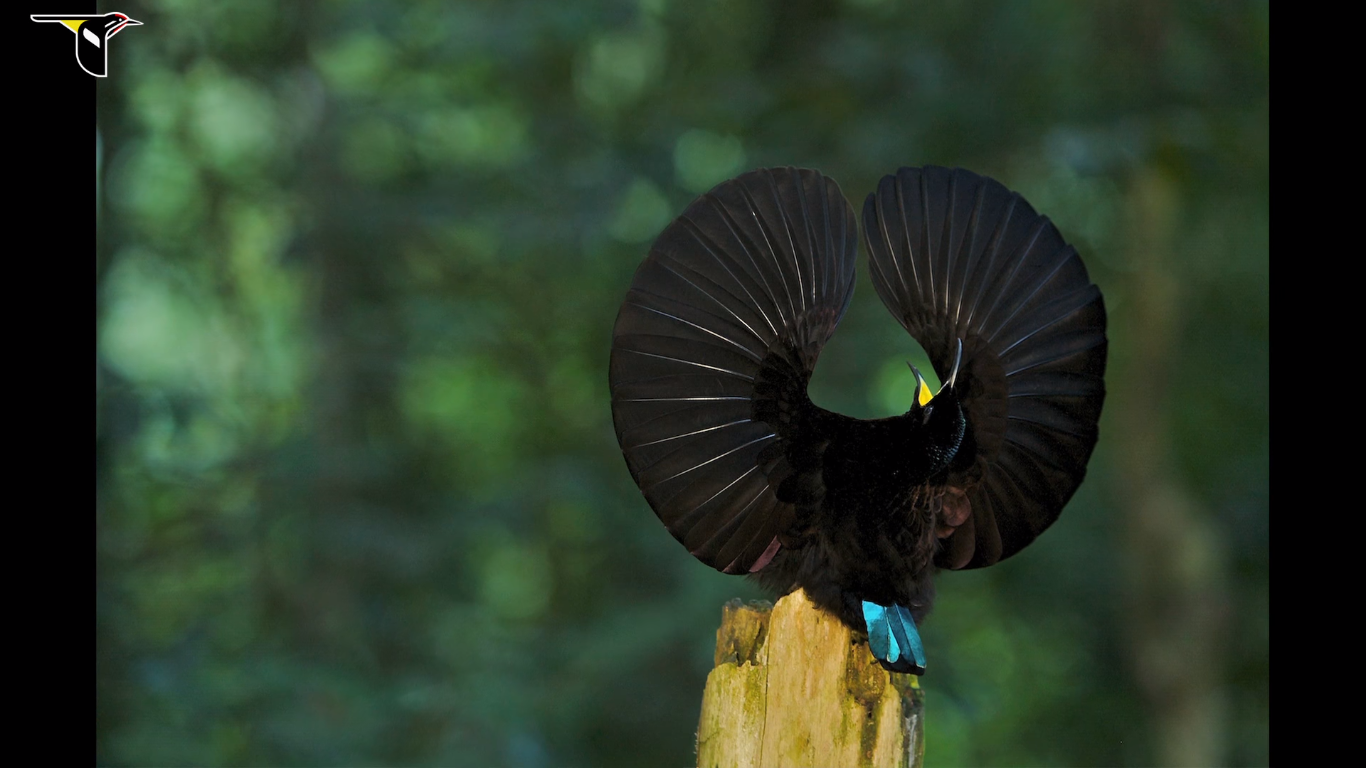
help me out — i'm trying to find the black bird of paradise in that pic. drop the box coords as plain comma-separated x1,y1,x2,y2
609,167,1107,675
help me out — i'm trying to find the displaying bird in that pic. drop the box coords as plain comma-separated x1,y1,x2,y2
609,166,1106,675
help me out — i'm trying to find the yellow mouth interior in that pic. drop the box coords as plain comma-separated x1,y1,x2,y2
918,378,933,406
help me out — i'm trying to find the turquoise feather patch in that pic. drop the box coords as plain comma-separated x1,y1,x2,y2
861,600,926,674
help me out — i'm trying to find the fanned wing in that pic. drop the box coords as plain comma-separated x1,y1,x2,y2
610,168,858,574
863,166,1107,569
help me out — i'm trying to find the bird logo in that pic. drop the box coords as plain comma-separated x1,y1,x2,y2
31,12,142,78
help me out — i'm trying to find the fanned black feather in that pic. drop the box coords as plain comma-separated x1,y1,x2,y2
863,166,1107,569
610,168,858,574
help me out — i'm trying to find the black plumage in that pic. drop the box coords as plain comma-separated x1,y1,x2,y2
609,166,1106,674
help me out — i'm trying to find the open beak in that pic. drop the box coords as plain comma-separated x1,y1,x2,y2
906,362,932,407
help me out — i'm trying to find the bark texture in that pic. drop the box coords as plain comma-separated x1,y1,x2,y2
697,590,924,768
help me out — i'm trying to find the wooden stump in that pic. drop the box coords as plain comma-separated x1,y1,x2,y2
696,589,925,768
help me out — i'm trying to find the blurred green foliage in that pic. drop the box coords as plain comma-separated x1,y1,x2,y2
95,1,1268,766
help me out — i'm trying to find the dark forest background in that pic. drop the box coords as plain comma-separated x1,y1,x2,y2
95,1,1268,765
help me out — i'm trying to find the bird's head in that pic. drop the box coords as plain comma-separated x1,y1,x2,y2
99,12,141,37
906,339,965,441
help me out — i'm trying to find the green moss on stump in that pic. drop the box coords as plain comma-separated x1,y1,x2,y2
696,590,925,768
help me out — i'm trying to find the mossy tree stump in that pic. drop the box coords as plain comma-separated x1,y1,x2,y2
696,589,925,768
